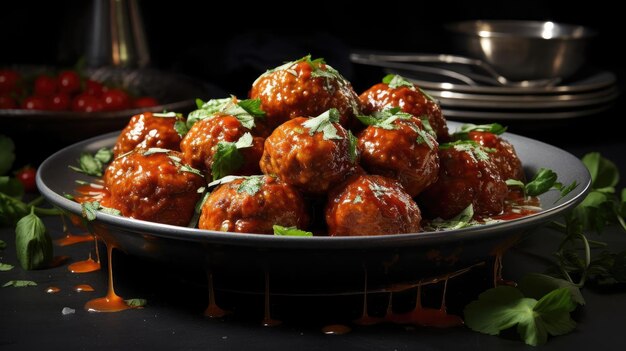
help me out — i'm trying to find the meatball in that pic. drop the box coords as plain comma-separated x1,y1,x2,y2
326,174,422,236
359,76,449,141
260,111,358,194
358,114,439,197
467,131,525,182
249,56,361,129
113,112,183,157
418,141,508,219
180,114,264,179
199,175,309,234
103,149,205,226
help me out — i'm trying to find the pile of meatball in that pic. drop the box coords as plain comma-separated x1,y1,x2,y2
100,56,525,236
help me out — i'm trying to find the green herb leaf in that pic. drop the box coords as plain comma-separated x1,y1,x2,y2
237,175,265,196
273,225,313,237
81,201,120,221
15,209,52,270
518,273,585,306
188,190,209,228
69,148,113,177
195,98,204,109
302,108,342,140
174,120,189,138
382,74,414,89
0,262,14,271
0,239,6,249
425,204,475,230
125,298,147,307
440,140,491,161
347,130,358,163
211,133,253,181
454,123,508,140
582,152,619,189
464,286,576,346
186,108,215,129
0,135,16,176
353,195,363,204
3,280,37,288
525,168,558,196
0,175,24,198
356,107,413,130
237,98,266,118
506,179,525,189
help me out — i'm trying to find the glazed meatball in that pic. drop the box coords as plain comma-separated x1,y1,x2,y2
199,175,309,234
180,115,264,179
326,174,422,236
358,114,439,197
359,75,449,141
418,141,508,219
249,56,361,129
103,149,205,226
113,112,183,157
467,131,525,182
260,111,358,194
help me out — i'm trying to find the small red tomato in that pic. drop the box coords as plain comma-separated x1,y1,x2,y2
102,88,131,111
22,96,48,110
49,92,71,111
132,96,159,108
57,70,81,95
72,93,104,112
85,79,105,96
34,75,58,97
0,69,20,93
0,94,17,109
15,166,37,193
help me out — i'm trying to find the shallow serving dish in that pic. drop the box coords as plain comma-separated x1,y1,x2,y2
36,121,591,295
0,65,224,143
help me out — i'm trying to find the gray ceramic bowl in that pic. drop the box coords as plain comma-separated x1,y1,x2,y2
446,20,596,81
37,122,591,295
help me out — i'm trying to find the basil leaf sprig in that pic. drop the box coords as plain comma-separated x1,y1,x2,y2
440,140,493,162
506,168,578,199
15,207,53,270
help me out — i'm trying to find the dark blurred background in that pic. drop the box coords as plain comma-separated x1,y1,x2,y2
1,0,622,95
1,0,624,175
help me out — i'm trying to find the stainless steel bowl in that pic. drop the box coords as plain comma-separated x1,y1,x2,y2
446,20,596,81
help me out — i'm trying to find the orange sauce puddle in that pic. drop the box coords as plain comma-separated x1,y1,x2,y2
68,236,101,273
204,271,227,318
261,270,281,327
56,214,92,246
46,286,60,294
84,242,130,313
75,284,95,292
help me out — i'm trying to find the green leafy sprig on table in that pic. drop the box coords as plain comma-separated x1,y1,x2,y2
465,152,626,346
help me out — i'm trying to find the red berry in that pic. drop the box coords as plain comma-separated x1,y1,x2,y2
0,69,20,94
102,89,131,111
58,70,81,95
15,166,37,193
49,93,71,111
34,75,58,97
0,94,17,109
22,96,48,110
72,93,104,112
85,79,105,97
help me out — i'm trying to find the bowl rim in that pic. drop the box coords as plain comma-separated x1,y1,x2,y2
445,20,597,40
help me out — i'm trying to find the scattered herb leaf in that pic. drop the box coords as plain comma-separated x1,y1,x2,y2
273,225,313,237
15,208,52,270
125,298,147,307
81,201,120,221
211,133,253,181
3,280,37,288
0,262,14,271
425,204,474,231
302,108,342,140
347,130,358,162
454,123,507,140
0,239,6,249
68,148,113,177
382,74,414,89
237,176,264,196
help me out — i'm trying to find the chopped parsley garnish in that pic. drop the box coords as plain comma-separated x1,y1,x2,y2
347,130,358,163
211,133,254,181
369,182,388,198
424,204,475,231
258,55,346,87
185,96,265,132
68,147,114,177
236,175,265,196
382,74,414,89
81,201,121,221
273,225,313,237
440,140,492,162
454,123,508,140
301,108,343,140
353,194,363,204
356,107,413,130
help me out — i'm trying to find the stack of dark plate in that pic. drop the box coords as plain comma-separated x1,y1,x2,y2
351,53,619,121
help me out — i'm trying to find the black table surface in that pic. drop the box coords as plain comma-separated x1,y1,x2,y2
2,106,626,350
